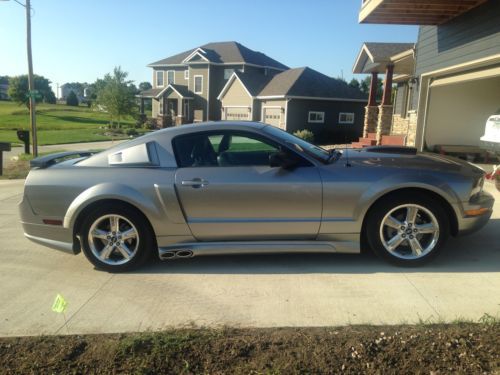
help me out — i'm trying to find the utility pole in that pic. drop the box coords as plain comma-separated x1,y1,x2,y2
26,0,37,156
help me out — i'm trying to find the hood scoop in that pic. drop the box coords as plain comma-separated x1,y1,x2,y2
362,146,417,155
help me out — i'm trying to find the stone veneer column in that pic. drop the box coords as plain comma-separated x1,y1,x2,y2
376,105,393,145
363,106,379,138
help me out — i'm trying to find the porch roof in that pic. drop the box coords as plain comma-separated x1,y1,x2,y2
353,42,415,74
138,85,194,100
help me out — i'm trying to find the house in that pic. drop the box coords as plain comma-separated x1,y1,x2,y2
138,41,367,143
354,0,500,151
59,83,86,102
139,41,288,127
218,67,367,144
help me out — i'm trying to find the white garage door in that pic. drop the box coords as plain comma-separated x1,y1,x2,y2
225,107,249,121
263,107,283,129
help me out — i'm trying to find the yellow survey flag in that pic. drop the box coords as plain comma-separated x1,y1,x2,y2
51,294,68,313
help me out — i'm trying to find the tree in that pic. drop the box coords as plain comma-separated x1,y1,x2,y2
94,67,138,128
360,76,383,101
8,74,56,108
66,90,79,106
139,81,152,91
348,78,360,91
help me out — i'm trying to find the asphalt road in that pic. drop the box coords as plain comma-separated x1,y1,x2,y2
0,179,499,337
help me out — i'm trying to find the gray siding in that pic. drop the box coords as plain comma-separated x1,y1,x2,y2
393,82,408,116
286,99,366,145
412,0,500,109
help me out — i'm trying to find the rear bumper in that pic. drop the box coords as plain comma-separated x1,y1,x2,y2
19,193,79,254
456,191,494,235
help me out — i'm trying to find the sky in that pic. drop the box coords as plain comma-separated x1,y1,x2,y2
0,0,417,94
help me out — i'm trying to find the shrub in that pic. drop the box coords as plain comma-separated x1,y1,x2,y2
145,117,158,130
135,113,147,128
126,128,138,137
66,91,79,106
293,129,314,143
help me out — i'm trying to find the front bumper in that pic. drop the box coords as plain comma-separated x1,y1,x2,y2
456,190,495,235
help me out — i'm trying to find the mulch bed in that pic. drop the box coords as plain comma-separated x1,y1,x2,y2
1,324,499,374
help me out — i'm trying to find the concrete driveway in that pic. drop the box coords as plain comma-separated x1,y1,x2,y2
0,179,499,337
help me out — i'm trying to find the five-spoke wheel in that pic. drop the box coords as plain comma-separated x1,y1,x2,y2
366,193,449,266
80,204,153,272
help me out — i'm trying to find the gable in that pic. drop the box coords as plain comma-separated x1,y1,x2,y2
220,77,252,106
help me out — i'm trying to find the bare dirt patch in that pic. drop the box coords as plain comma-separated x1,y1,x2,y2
1,324,499,374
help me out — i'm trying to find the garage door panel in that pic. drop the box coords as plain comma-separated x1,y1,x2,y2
225,107,250,121
263,108,283,129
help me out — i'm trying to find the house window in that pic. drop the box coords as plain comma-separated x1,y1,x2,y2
194,75,203,94
308,111,325,123
156,71,164,87
224,68,235,80
184,69,189,80
339,112,355,124
167,70,175,85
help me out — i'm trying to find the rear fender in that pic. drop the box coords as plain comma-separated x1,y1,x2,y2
63,183,162,232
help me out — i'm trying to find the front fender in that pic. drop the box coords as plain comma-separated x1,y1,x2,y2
354,173,462,220
63,182,162,232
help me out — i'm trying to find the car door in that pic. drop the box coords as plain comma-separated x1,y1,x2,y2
172,130,322,241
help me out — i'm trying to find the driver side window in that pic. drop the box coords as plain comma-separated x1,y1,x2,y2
173,131,280,168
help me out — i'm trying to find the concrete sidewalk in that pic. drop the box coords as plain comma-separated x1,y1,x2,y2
0,180,498,337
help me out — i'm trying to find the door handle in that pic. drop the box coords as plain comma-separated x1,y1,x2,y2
181,178,209,188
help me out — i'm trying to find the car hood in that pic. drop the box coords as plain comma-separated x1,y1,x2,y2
343,149,484,177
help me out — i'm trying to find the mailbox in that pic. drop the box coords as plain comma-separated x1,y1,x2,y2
17,130,30,154
0,142,11,176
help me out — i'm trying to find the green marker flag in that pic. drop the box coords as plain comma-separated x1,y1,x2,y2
51,294,68,313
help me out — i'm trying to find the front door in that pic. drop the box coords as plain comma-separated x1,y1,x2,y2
173,130,322,241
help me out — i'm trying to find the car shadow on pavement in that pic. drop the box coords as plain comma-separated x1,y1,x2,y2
131,218,500,275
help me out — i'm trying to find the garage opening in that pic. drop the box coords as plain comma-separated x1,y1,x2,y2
425,67,500,150
225,107,250,121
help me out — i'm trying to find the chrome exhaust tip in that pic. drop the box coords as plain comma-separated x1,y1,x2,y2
160,251,176,260
176,250,194,258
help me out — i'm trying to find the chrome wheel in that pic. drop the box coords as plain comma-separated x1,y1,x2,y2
379,204,439,260
88,214,140,266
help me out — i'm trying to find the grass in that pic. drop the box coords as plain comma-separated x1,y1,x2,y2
0,101,146,145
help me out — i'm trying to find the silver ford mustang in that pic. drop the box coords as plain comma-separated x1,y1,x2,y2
19,122,494,271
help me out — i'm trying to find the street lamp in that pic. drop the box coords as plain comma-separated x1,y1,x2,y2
1,0,38,156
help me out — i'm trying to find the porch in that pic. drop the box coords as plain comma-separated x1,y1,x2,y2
352,42,415,147
138,85,193,128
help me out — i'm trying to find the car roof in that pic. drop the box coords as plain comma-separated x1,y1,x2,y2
150,121,268,138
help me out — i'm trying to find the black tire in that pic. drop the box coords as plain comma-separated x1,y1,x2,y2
365,192,450,267
80,203,154,272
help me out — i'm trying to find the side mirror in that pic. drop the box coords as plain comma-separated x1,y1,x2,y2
269,151,300,170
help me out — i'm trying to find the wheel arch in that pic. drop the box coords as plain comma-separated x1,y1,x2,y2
360,187,459,243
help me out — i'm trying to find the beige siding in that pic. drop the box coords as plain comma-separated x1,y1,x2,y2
189,65,209,121
152,98,159,118
221,79,252,106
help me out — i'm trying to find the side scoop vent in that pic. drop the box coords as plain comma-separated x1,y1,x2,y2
362,146,417,155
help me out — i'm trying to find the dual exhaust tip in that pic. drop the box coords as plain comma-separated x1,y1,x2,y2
160,249,194,260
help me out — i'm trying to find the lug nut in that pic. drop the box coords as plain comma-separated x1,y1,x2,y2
400,226,405,230
409,235,414,239
408,223,412,227
402,234,406,238
414,229,418,233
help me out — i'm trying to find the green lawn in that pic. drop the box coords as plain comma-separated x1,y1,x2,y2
0,101,143,145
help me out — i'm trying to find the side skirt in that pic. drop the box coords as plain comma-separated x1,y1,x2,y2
158,240,360,260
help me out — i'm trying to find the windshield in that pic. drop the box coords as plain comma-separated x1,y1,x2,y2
263,125,331,163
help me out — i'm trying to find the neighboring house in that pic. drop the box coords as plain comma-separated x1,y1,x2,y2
139,41,367,143
60,83,86,102
218,67,367,144
355,0,500,151
0,83,9,100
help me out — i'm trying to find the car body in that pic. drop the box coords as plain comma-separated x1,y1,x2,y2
19,121,494,271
